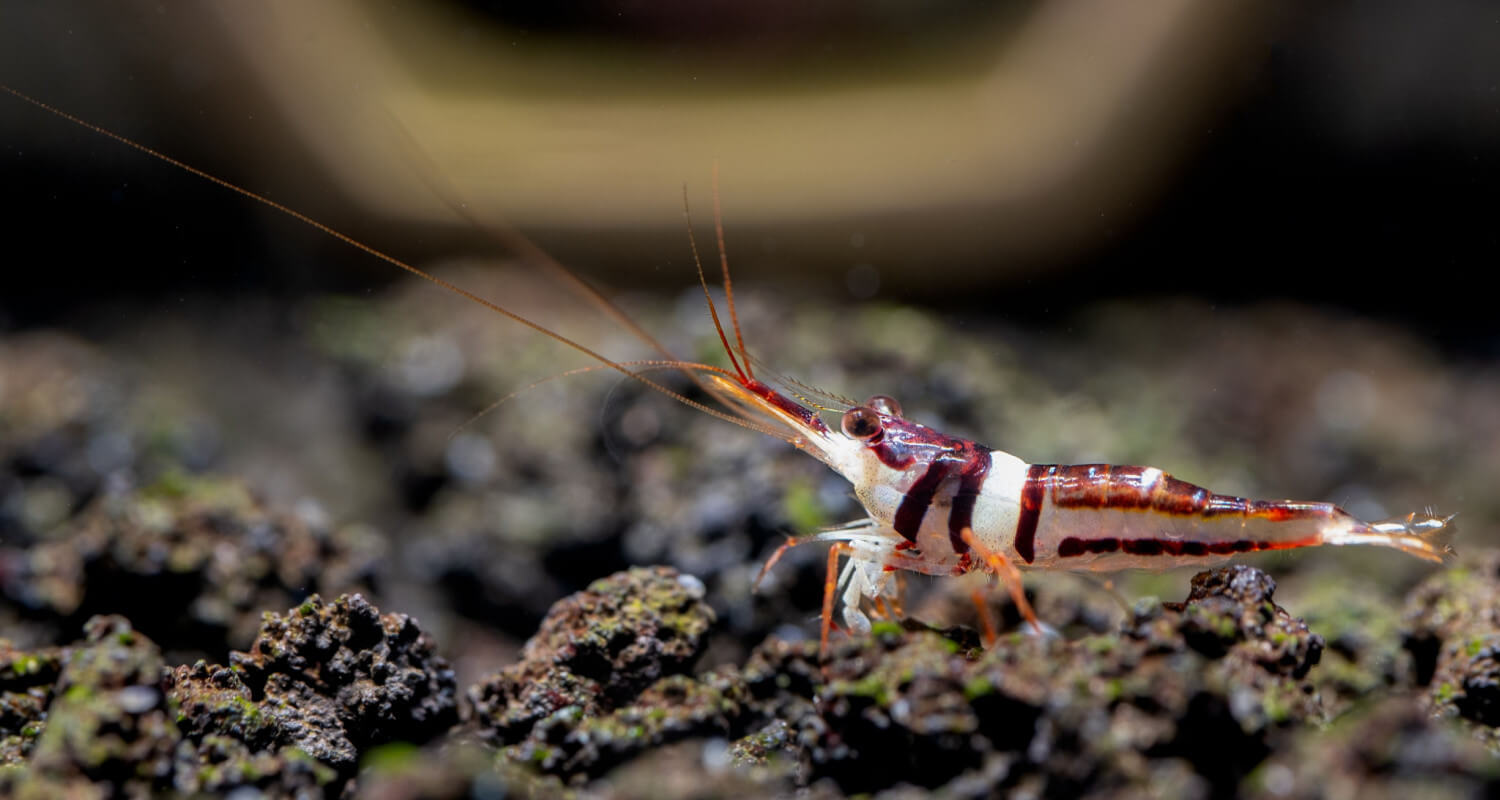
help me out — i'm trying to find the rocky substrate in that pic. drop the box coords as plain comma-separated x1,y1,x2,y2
4,555,1500,798
3,297,1498,797
0,592,457,798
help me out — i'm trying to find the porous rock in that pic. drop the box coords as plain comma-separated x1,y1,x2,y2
222,593,460,770
468,565,723,779
736,565,1326,797
2,616,179,797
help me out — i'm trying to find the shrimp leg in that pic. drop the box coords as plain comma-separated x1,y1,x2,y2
960,527,1044,636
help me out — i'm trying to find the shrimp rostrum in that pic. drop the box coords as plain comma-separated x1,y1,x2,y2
5,84,1453,663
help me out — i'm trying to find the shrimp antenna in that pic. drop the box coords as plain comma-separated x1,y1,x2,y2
712,162,754,380
451,359,794,444
0,84,774,439
377,111,687,374
683,183,751,385
376,110,809,438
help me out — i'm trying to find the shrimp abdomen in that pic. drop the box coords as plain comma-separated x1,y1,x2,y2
1014,464,1453,569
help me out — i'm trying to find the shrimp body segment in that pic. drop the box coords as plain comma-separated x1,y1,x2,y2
730,384,1454,645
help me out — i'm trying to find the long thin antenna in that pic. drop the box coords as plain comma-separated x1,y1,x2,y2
683,185,750,383
380,114,686,374
0,83,769,437
712,161,754,380
452,360,796,444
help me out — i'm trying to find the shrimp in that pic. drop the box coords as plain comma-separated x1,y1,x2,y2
3,85,1455,663
753,401,1454,655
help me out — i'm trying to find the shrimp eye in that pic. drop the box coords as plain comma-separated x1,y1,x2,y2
841,406,883,440
866,394,902,417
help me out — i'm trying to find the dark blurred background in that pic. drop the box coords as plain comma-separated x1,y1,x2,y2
1,1,1495,349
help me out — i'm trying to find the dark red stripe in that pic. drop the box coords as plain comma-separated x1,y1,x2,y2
870,439,916,470
947,452,992,554
1014,464,1050,564
893,461,953,542
1121,539,1165,555
1058,536,1119,557
1055,536,1312,558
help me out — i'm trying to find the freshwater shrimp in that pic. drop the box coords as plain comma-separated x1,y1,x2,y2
4,85,1455,662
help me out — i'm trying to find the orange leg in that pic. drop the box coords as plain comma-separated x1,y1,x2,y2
753,535,804,593
959,527,1044,637
970,588,999,647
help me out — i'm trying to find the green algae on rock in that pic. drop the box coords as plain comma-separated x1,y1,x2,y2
1,617,339,798
515,672,749,778
3,616,179,796
474,564,1339,796
166,592,457,794
469,565,721,773
0,593,457,798
726,566,1327,796
0,641,60,768
0,555,1487,797
225,593,460,767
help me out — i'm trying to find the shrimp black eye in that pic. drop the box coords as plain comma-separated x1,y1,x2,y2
841,406,883,440
866,395,902,417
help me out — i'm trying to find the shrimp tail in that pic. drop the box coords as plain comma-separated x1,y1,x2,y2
1323,511,1457,563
